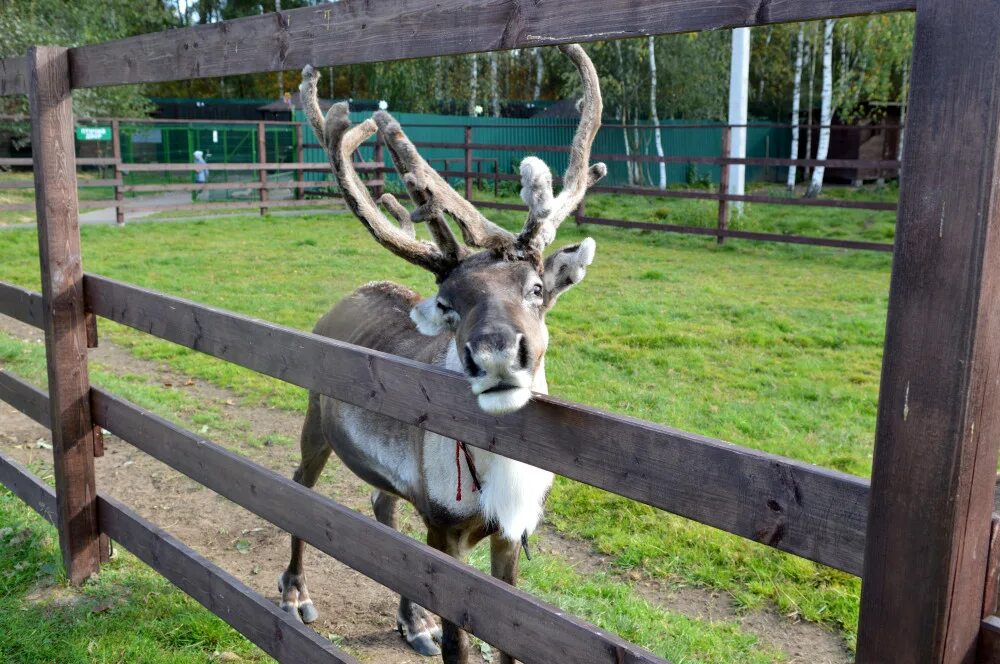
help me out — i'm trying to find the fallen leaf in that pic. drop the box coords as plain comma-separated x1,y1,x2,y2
235,539,251,554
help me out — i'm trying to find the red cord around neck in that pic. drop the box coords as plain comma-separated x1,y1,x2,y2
455,440,481,501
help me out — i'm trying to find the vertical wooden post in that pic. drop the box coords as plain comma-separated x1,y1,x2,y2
857,2,1000,662
257,121,268,216
717,126,731,244
372,133,384,199
28,46,102,586
295,124,303,200
111,119,124,226
464,126,473,200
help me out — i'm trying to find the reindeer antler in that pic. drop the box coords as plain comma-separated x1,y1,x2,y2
516,44,607,252
301,66,457,277
300,44,604,272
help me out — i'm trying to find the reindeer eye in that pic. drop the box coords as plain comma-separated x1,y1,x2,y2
531,283,543,298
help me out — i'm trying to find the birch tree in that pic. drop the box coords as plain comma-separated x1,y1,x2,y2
533,48,544,100
786,24,805,191
468,54,479,116
648,36,667,189
806,19,835,197
489,52,501,117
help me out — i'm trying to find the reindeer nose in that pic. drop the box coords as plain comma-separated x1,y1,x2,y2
464,328,528,376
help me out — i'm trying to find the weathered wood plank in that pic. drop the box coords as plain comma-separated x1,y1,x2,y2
97,492,358,664
0,281,44,328
63,0,914,91
979,617,1000,664
856,1,1000,661
574,215,894,252
0,56,26,97
0,451,57,523
29,46,101,586
0,447,357,664
85,273,870,575
0,371,50,427
89,387,667,664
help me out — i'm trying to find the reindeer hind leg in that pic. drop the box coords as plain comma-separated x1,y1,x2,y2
279,397,332,623
372,490,442,656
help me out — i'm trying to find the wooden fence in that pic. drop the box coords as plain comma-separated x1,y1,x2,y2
2,115,897,252
1,0,999,662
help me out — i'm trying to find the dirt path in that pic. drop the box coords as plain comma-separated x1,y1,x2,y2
0,317,851,663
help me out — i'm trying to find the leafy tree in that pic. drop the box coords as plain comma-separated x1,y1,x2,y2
0,0,174,118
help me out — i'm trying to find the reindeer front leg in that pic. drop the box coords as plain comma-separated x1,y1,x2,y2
490,534,521,664
427,526,471,664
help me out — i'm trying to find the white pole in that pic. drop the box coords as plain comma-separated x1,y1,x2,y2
727,27,751,212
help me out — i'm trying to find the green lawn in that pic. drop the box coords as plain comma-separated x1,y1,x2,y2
0,332,784,664
0,197,892,654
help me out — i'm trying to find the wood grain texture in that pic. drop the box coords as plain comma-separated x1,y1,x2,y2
89,387,668,664
0,451,57,524
97,492,359,664
0,447,356,664
0,56,26,97
0,281,45,328
84,273,870,575
574,215,894,252
0,371,50,427
28,46,101,586
63,0,914,90
857,1,1000,662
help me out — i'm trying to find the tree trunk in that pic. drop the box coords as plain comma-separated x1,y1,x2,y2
787,24,805,191
533,49,544,100
648,36,667,189
806,19,835,198
614,41,635,185
489,52,500,117
275,0,283,98
468,54,479,116
805,27,815,181
434,58,444,106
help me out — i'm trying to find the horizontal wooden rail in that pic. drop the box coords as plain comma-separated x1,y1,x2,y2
0,0,911,94
0,446,356,664
123,180,331,193
0,281,44,327
0,371,50,427
86,386,667,664
411,140,901,171
118,162,332,172
576,215,895,252
0,199,344,216
97,493,357,663
0,179,121,190
0,446,57,523
0,157,116,167
83,274,870,574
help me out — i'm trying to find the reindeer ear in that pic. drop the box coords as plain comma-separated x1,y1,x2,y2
542,237,596,309
410,297,451,336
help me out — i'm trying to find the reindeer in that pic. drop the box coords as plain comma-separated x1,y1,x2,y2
280,45,606,664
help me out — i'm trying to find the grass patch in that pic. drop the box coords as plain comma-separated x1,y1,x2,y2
0,480,265,663
0,199,889,650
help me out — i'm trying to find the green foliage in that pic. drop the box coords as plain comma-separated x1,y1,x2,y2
0,0,174,118
0,487,265,663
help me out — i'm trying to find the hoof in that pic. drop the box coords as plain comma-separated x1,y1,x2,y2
281,601,303,622
298,599,319,624
408,631,442,657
